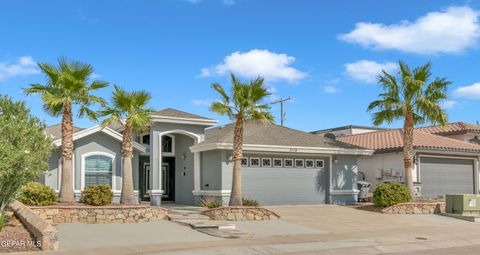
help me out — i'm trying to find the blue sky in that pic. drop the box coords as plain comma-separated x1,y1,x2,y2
1,0,480,131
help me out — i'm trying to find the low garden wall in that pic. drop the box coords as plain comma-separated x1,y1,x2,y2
203,207,280,221
10,200,59,251
30,205,167,224
381,202,445,214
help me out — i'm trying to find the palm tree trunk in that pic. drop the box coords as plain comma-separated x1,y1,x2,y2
58,103,75,202
120,123,138,205
229,116,244,206
403,108,415,199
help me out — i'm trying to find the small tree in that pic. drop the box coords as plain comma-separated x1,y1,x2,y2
0,96,52,229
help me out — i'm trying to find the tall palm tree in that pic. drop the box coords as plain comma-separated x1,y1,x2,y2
100,85,153,205
367,61,450,197
210,74,274,206
24,57,108,202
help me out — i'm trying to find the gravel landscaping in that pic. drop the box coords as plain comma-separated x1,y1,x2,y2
0,211,40,253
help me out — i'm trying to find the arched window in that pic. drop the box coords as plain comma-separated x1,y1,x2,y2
162,135,175,156
84,154,113,188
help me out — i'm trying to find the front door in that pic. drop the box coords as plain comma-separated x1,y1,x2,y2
139,156,151,201
162,157,175,201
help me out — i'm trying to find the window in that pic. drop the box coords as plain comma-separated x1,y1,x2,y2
315,160,324,168
250,157,260,167
261,158,272,167
273,158,283,167
284,158,294,167
295,159,304,168
162,135,175,156
305,159,314,168
142,134,150,145
84,154,113,189
241,157,249,167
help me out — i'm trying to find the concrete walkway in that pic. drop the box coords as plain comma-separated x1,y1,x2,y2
23,205,480,255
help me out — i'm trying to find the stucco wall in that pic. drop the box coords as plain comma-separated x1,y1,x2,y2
174,134,195,204
200,150,223,190
357,152,406,190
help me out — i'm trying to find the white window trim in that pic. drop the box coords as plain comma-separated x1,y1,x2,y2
295,159,305,168
81,151,117,191
249,157,260,167
273,158,283,168
315,159,325,169
140,132,151,146
305,159,315,169
161,134,175,157
261,158,272,167
284,158,294,168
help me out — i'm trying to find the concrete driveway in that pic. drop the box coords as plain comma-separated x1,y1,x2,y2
28,205,480,255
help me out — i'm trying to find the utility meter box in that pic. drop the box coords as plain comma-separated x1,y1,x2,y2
445,194,480,214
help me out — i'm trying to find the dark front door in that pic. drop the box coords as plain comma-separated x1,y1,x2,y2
139,156,151,201
162,157,175,201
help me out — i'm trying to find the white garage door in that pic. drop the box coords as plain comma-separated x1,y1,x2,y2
242,167,327,205
420,157,475,197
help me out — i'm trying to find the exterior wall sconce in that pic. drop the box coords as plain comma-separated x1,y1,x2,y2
333,157,338,164
227,153,233,161
181,153,186,160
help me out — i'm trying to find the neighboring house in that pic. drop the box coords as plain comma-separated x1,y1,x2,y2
312,125,387,138
42,108,373,206
417,122,480,144
336,128,480,198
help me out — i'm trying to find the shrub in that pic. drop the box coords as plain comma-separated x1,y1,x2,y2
80,184,113,206
18,182,56,206
0,96,53,228
373,182,411,208
198,196,223,208
242,198,259,206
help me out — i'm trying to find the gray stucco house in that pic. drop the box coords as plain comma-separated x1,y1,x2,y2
42,108,373,206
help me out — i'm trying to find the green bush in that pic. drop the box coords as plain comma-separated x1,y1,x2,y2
80,184,113,206
198,196,223,208
242,198,259,206
18,182,56,206
0,95,53,229
373,182,411,208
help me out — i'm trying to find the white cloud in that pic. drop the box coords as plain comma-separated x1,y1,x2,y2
344,60,397,83
440,100,457,109
453,82,480,99
200,49,307,83
191,99,215,106
339,6,480,54
0,56,40,81
90,73,101,79
324,86,338,94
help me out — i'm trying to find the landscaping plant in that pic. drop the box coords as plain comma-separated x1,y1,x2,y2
367,61,450,198
0,96,52,230
241,198,259,206
199,196,223,209
80,184,113,206
210,74,274,206
100,85,153,205
18,182,56,206
25,57,108,202
372,182,411,208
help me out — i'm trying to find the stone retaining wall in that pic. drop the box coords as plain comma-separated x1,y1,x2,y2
203,207,280,221
10,200,58,251
30,205,167,224
381,202,445,214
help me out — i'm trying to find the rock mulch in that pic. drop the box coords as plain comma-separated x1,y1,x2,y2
0,212,40,253
349,201,445,214
203,207,280,221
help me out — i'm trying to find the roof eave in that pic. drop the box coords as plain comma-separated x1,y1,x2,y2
190,142,374,155
151,115,218,126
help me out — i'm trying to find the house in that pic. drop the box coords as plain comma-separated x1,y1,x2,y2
42,108,374,206
333,125,480,198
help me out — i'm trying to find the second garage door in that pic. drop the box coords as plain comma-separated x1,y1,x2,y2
420,157,475,197
242,167,327,205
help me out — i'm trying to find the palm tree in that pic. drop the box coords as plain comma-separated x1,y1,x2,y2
100,85,153,205
210,74,274,206
25,57,108,202
367,61,450,197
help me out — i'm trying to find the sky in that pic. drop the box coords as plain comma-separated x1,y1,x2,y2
1,0,480,132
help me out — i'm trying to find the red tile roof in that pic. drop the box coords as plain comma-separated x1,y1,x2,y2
337,129,480,152
417,122,480,135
